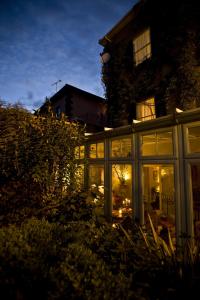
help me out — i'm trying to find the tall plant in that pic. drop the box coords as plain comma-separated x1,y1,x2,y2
0,103,85,223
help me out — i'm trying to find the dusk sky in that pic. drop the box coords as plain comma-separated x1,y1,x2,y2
0,0,137,111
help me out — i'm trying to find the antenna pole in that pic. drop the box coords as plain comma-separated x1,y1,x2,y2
52,80,62,92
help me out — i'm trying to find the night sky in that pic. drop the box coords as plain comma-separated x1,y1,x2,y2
0,0,136,111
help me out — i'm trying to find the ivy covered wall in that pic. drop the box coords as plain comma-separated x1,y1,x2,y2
101,0,200,127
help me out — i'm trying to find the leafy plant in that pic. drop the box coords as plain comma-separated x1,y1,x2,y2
0,103,85,225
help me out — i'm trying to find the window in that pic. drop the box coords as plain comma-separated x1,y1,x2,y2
112,164,132,219
89,142,104,158
142,164,175,244
191,164,200,238
55,106,61,118
111,137,132,158
89,165,104,207
141,131,173,156
137,98,156,121
188,126,200,153
75,146,85,159
133,28,151,65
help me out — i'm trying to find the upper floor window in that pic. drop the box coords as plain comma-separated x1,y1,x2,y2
137,98,156,121
133,28,151,66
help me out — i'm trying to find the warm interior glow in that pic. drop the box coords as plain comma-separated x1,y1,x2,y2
137,97,156,121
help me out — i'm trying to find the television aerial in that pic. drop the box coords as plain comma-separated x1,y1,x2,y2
52,79,62,92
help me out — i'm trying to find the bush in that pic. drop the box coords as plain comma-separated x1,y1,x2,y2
0,103,85,225
0,218,134,300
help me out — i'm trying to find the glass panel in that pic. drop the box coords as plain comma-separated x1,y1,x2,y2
112,164,132,219
142,164,175,245
89,142,104,158
89,165,104,207
133,29,151,65
191,164,200,238
80,146,85,159
90,144,97,158
111,140,121,157
97,142,104,158
157,132,173,155
141,131,173,156
141,134,156,156
111,138,132,157
188,126,200,153
137,98,155,121
75,146,85,159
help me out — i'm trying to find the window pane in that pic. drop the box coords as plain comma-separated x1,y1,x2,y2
97,142,104,158
111,138,132,157
133,29,151,65
75,146,85,159
90,142,104,158
137,98,155,121
141,134,156,155
191,164,200,238
89,165,104,207
157,132,173,155
90,144,97,158
80,146,85,159
188,126,200,153
141,131,173,156
142,164,175,245
112,164,132,219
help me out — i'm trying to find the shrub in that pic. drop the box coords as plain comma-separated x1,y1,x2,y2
0,218,134,300
0,103,85,225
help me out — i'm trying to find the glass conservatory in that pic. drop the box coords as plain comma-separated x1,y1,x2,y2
76,108,200,246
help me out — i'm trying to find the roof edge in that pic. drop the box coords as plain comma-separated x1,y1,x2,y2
99,0,143,46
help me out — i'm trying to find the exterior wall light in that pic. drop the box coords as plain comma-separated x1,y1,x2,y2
176,108,183,113
132,119,141,123
84,132,93,136
104,127,113,131
100,52,111,64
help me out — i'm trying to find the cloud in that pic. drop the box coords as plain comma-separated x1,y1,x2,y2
0,0,136,110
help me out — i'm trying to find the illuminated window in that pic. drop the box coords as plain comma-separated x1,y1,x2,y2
137,98,156,121
188,126,200,153
89,165,104,207
111,138,132,157
89,142,104,158
141,131,173,156
133,28,151,66
75,146,85,159
191,164,200,238
112,164,132,219
142,164,175,244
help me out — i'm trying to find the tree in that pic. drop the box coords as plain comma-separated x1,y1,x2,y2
0,103,85,223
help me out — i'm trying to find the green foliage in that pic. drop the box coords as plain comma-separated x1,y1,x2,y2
101,2,200,126
164,30,200,112
0,218,133,300
0,103,85,225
